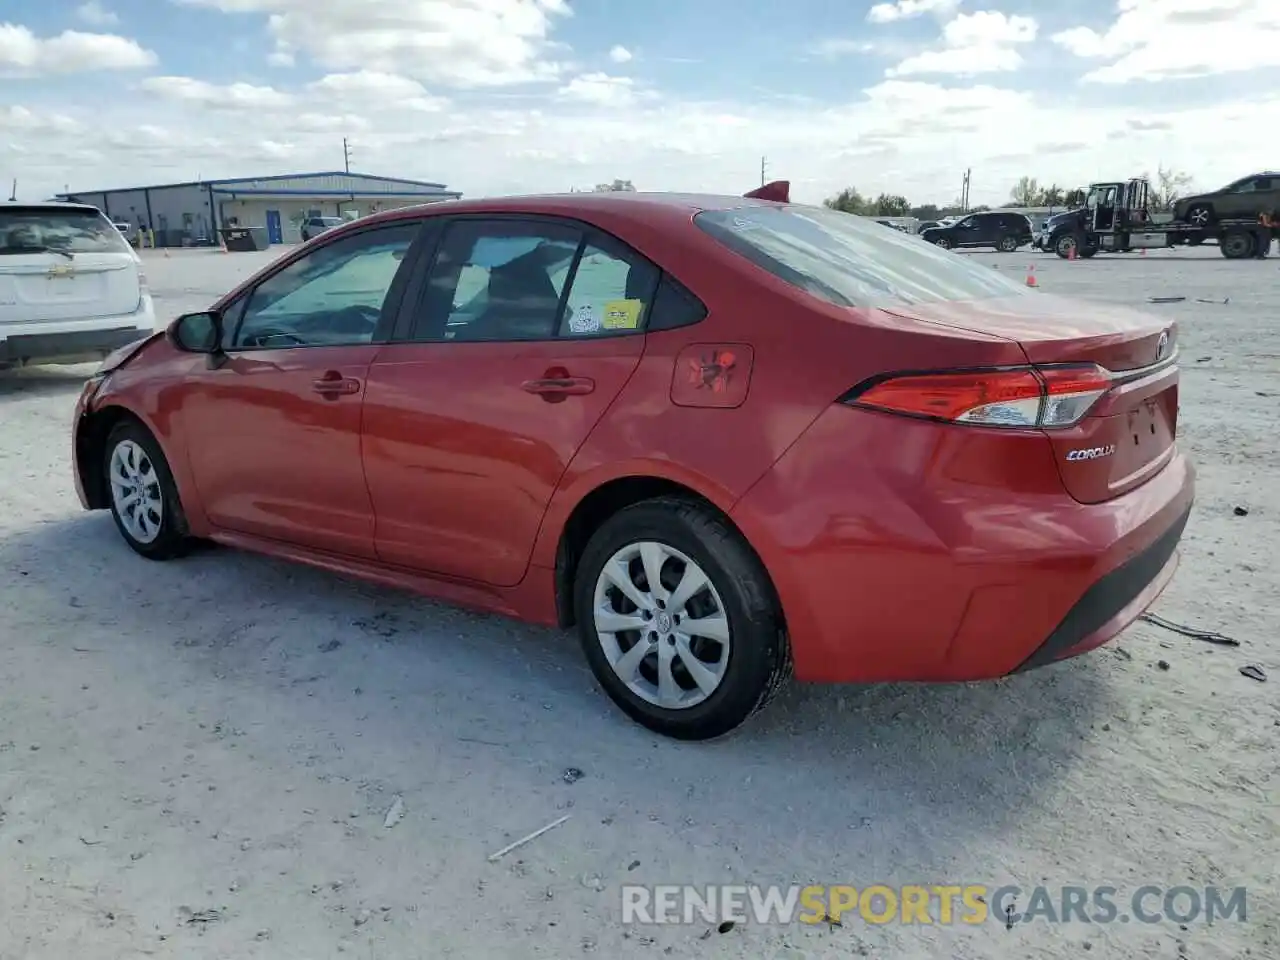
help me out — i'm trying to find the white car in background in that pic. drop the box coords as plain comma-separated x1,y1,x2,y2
0,202,156,369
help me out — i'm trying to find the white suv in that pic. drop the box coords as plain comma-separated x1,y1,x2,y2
0,201,156,369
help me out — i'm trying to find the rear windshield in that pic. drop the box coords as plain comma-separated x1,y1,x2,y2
694,204,1028,308
0,207,131,255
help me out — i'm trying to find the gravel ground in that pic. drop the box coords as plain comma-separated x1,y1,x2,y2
1,244,1276,959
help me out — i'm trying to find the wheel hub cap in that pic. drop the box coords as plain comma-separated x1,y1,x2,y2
592,540,732,710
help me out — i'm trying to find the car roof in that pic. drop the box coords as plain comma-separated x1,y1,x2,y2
359,191,777,231
3,200,103,212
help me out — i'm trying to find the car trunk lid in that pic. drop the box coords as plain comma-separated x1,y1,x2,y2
0,252,141,325
883,293,1179,504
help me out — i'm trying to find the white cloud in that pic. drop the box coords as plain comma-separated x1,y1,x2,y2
309,71,448,112
139,76,295,111
1052,0,1280,82
76,1,119,25
608,44,633,63
0,23,155,75
558,72,637,106
173,0,572,87
887,11,1037,77
868,0,961,24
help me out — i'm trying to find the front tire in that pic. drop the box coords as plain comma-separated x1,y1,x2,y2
932,236,953,250
1185,204,1214,228
573,498,790,740
104,420,190,561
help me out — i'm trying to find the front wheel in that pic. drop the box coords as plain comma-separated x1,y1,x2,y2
932,236,953,250
1185,204,1214,228
104,420,191,560
573,498,790,740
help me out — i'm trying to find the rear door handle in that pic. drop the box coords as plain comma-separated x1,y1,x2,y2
312,374,361,396
521,376,595,398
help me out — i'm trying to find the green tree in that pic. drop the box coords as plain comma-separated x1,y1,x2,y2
824,187,871,215
873,193,911,216
1040,184,1065,208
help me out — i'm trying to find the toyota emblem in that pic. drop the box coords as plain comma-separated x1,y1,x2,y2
1156,330,1170,361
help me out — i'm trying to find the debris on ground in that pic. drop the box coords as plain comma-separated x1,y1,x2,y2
1239,665,1267,682
177,906,223,925
318,640,341,652
1140,613,1240,647
1147,296,1186,303
382,795,406,829
1234,506,1249,516
487,814,571,862
562,767,584,784
1195,297,1230,304
1157,660,1171,671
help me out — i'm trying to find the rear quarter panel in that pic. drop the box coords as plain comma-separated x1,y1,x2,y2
528,220,1030,569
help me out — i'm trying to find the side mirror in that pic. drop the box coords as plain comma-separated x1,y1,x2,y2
170,311,223,354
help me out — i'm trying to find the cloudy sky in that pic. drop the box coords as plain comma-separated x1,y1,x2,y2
2,0,1278,205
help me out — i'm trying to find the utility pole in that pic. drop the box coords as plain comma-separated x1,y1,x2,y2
343,137,353,174
961,168,971,212
7,179,15,202
760,156,768,186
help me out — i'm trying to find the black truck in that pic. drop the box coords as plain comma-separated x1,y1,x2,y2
1041,178,1276,260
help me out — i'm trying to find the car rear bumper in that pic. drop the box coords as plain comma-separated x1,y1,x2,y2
0,300,155,367
729,404,1196,684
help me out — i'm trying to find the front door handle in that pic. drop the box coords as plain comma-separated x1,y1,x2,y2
312,372,361,396
521,376,595,399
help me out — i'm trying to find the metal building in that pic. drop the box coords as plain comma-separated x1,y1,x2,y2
56,171,461,247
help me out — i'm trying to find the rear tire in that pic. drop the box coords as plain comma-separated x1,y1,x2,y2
104,420,191,561
573,498,790,740
1220,230,1255,259
996,236,1018,253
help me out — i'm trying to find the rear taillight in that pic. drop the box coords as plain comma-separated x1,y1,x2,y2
844,364,1111,429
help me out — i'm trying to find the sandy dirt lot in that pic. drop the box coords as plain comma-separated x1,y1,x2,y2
1,244,1276,959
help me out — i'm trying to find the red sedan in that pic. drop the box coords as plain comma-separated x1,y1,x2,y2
71,183,1194,740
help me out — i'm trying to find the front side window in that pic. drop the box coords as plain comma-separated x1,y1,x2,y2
233,222,419,349
0,206,132,256
695,204,1029,309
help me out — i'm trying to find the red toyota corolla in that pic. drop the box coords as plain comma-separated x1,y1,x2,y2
71,183,1194,740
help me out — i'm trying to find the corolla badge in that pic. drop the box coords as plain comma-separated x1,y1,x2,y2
1066,445,1116,461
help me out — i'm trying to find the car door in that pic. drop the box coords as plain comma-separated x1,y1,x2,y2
952,216,981,247
361,215,661,586
178,220,426,558
1224,175,1272,217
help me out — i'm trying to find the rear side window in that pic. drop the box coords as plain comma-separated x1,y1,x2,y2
0,206,131,256
694,205,1028,309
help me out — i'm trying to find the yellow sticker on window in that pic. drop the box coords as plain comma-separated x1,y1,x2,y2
602,298,643,330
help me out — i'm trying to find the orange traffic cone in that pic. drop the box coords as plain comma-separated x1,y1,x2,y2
1025,264,1038,287
1068,244,1077,261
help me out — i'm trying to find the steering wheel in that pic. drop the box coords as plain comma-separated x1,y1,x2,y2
337,303,382,327
248,329,307,347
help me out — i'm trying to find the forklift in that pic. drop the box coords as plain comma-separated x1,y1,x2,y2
1046,177,1274,260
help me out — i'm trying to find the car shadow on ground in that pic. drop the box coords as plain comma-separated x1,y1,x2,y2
4,514,1122,870
0,365,93,398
